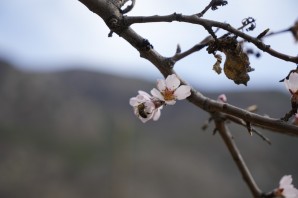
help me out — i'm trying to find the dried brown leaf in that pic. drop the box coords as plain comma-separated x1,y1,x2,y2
213,54,222,74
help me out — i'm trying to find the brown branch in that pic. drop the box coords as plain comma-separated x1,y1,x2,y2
196,0,228,16
188,94,298,136
78,0,298,137
214,118,262,197
196,0,215,17
125,14,298,64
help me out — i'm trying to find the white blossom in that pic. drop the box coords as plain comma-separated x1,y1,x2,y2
284,72,298,95
274,175,298,198
151,74,191,105
284,71,298,104
129,91,163,123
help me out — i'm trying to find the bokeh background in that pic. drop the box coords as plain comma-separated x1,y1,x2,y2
0,0,298,198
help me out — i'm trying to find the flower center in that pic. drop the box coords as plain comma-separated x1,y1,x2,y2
163,88,175,101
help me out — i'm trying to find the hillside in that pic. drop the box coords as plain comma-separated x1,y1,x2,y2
0,59,297,198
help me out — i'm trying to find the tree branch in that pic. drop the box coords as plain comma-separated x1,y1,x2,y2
214,118,262,198
125,14,298,64
78,0,298,137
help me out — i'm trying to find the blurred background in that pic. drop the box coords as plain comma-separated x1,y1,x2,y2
0,0,298,198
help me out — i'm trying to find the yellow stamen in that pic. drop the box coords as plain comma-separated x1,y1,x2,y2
163,88,175,101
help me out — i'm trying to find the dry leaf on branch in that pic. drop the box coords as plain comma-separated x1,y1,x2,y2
207,37,254,85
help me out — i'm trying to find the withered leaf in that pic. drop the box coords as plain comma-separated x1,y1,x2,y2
208,37,254,85
223,44,254,85
212,54,222,74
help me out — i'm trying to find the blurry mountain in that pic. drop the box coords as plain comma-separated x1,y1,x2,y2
0,59,297,198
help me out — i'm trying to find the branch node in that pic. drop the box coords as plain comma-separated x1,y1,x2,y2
173,12,182,22
257,28,270,40
107,15,120,29
245,121,253,136
106,15,128,36
164,58,175,68
139,39,154,51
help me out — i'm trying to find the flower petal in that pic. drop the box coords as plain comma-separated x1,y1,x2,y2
165,100,176,105
280,175,293,186
174,85,191,100
151,88,165,101
139,116,151,123
157,79,166,92
138,90,152,99
283,188,298,198
278,175,298,198
165,74,180,91
285,72,298,94
152,109,161,121
129,97,140,106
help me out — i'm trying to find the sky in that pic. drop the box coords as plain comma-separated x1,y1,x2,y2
0,0,297,91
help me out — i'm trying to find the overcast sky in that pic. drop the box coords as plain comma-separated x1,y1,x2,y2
0,0,297,91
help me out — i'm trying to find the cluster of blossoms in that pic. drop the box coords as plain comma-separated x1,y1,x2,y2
274,175,298,198
129,74,191,123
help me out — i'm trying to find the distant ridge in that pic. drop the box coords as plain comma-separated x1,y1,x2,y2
0,59,296,198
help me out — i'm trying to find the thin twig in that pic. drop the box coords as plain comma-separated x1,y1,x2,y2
197,0,214,17
265,28,291,38
225,114,272,145
171,43,208,62
214,118,262,198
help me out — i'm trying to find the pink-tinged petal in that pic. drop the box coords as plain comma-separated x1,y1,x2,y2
165,74,180,91
165,100,176,105
283,188,298,198
129,97,139,106
144,101,155,112
139,116,151,123
138,90,152,99
174,85,191,100
157,79,166,91
289,72,298,84
152,109,161,121
151,88,165,101
285,80,291,92
285,72,298,93
217,94,227,103
278,175,298,198
280,175,293,186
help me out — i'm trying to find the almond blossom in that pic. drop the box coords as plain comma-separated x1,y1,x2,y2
129,91,163,123
274,175,298,198
284,70,298,103
284,71,298,95
151,74,191,105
